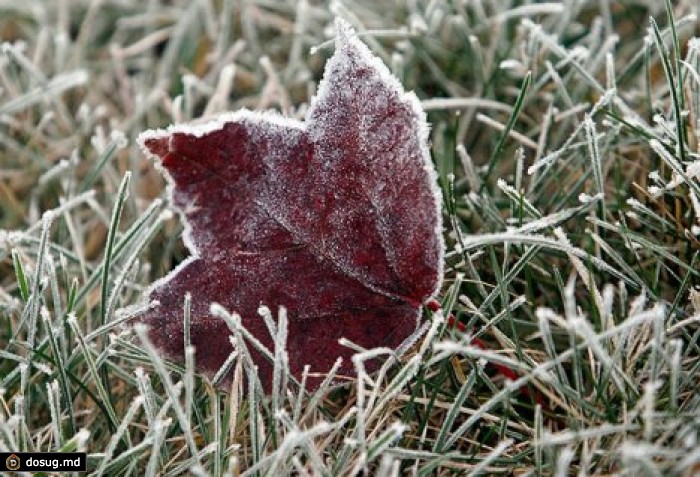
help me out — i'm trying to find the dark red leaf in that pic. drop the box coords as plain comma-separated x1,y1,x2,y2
138,19,444,391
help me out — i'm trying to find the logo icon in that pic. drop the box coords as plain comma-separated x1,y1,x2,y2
6,453,20,471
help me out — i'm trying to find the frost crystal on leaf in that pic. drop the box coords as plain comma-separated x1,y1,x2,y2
137,18,443,391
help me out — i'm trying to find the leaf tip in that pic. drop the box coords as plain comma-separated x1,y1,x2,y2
137,130,170,160
334,17,356,45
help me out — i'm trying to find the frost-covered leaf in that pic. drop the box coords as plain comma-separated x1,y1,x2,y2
137,19,443,391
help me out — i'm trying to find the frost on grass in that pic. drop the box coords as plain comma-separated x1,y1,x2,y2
137,18,444,391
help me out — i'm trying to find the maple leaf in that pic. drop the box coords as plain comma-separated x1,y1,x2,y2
138,19,444,391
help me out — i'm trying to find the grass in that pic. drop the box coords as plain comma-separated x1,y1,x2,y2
1,0,699,475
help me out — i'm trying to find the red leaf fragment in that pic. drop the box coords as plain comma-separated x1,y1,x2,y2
138,19,444,391
432,299,546,406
